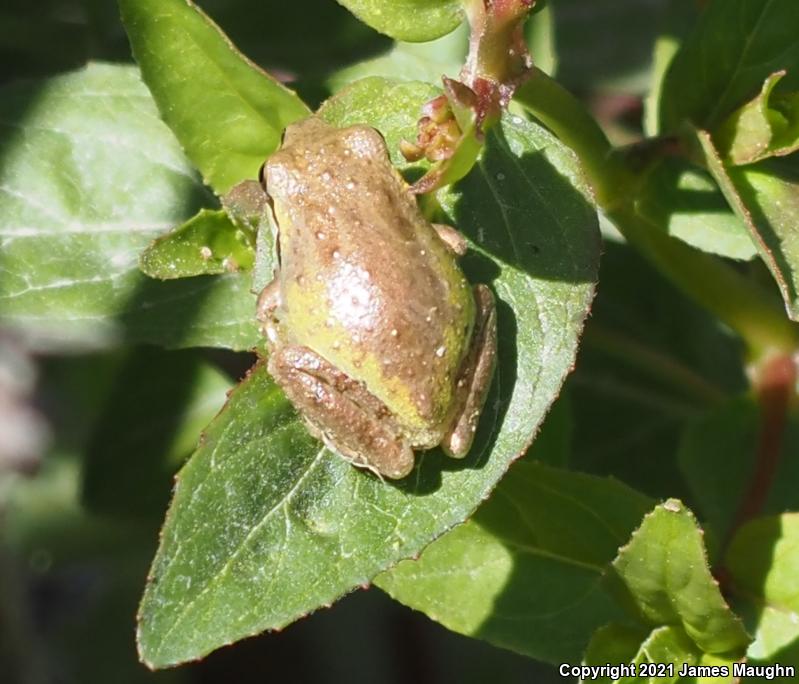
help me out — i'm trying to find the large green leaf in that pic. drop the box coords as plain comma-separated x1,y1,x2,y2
119,0,310,195
136,78,600,668
659,0,799,132
335,0,462,42
376,462,653,663
0,63,259,351
699,131,799,320
726,514,799,672
612,500,750,655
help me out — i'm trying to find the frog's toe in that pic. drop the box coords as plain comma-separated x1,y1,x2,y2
442,284,497,459
356,440,414,480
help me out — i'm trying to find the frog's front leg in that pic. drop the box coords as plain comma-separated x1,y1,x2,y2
256,278,281,344
443,284,498,458
268,346,416,479
433,224,468,256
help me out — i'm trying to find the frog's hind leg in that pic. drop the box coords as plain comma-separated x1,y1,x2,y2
268,346,415,479
442,284,497,458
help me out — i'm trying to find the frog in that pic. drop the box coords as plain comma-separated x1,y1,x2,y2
256,117,497,479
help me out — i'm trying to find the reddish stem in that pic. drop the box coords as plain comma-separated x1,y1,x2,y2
732,355,797,531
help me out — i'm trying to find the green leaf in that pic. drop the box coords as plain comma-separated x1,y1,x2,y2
140,209,255,279
686,653,740,684
335,0,463,42
583,624,699,683
726,514,799,670
526,2,557,78
582,623,647,681
635,157,756,261
717,72,799,166
644,0,702,137
612,499,750,655
327,23,468,92
698,131,799,320
678,398,799,543
659,0,799,132
376,463,653,663
327,5,556,93
82,348,233,520
137,78,600,668
119,0,310,195
0,63,259,352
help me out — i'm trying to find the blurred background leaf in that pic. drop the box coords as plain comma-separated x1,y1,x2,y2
0,64,259,352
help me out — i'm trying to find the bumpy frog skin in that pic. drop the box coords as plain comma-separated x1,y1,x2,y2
257,117,496,479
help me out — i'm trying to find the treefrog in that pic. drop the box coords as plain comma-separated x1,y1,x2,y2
257,117,496,479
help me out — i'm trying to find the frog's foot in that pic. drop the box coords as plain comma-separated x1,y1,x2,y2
433,224,468,256
268,345,415,479
442,284,497,458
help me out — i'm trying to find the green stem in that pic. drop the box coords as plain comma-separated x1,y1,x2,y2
514,69,799,361
515,68,630,208
610,207,798,361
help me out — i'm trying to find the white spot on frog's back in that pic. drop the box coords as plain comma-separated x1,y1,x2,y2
327,262,379,331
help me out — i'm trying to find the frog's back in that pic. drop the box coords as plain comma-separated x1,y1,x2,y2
268,119,475,442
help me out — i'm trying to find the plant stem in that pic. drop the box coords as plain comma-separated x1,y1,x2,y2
610,207,798,361
727,354,797,547
583,324,728,406
514,69,799,361
515,69,629,209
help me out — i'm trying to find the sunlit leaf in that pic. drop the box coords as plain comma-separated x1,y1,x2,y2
376,462,652,663
635,157,756,261
612,500,749,655
140,209,255,280
136,77,600,668
335,0,462,42
119,0,310,195
717,71,799,165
